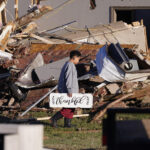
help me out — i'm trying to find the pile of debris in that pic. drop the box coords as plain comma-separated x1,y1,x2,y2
0,0,150,121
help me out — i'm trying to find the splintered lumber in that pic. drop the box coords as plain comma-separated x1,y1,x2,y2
1,8,6,25
0,0,6,13
11,22,37,38
37,114,89,121
0,0,7,25
14,0,19,20
31,0,40,5
131,84,150,99
92,93,133,121
22,22,37,34
0,11,2,26
15,6,52,29
11,22,37,39
35,0,40,5
30,33,53,44
132,21,140,27
0,22,15,51
31,0,34,5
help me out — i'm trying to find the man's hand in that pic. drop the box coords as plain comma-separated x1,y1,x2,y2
67,93,72,97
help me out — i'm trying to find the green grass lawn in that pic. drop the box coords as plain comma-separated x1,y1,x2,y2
27,111,150,150
44,128,101,149
28,111,104,150
43,117,103,150
3,110,150,150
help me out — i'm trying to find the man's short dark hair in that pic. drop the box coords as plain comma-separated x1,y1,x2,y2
70,50,81,59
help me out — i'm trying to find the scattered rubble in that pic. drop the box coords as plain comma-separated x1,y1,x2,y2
8,97,15,106
106,83,121,95
0,0,150,121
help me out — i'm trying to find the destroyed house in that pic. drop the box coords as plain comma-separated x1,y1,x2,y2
5,0,150,46
1,1,150,149
0,0,150,110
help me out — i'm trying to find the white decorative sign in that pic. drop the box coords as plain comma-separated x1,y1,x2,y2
49,93,93,108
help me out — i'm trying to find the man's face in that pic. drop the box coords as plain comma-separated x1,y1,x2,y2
72,56,80,65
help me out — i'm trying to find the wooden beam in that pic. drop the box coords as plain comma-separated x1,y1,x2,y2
37,114,89,121
0,12,2,27
31,0,40,5
0,22,15,51
31,0,34,5
0,0,6,26
1,7,7,25
36,0,40,5
15,6,52,29
0,0,6,13
92,93,133,121
30,33,54,44
14,0,19,20
35,0,37,5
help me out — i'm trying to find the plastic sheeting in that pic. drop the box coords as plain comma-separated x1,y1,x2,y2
96,45,125,82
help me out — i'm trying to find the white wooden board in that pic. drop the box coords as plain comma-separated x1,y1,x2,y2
49,93,93,108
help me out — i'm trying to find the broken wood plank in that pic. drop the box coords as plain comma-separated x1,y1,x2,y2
31,0,34,5
0,0,5,25
0,22,15,51
14,0,19,20
0,12,2,27
37,114,89,121
131,84,150,99
1,7,6,25
0,0,6,13
1,0,7,25
12,22,37,38
35,0,40,5
144,26,149,56
141,19,144,26
15,6,52,29
92,93,133,121
23,22,37,33
30,33,53,44
0,105,20,109
132,21,140,27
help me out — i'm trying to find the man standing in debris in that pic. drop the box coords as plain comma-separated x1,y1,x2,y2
51,50,81,128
